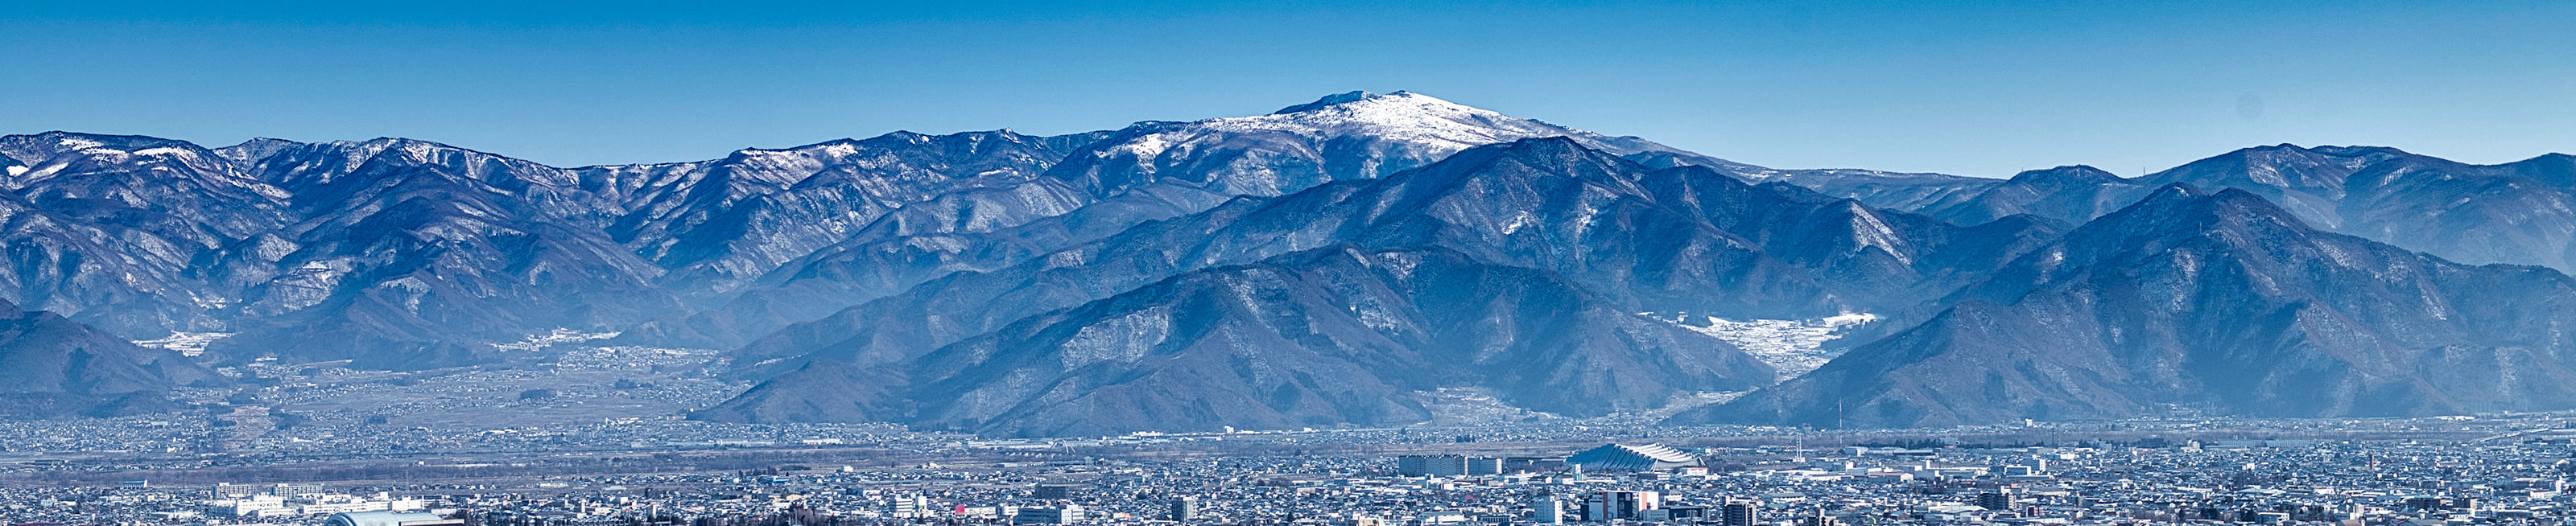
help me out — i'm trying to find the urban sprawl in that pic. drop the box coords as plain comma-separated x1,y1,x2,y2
5,416,2576,526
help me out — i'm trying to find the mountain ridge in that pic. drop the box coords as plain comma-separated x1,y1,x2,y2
1684,183,2576,428
12,92,2576,435
700,137,2058,433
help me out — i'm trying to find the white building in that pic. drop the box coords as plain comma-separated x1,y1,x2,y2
1398,455,1468,477
1534,498,1566,524
212,495,290,518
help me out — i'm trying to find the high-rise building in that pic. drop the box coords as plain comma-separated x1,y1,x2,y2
1802,508,1839,526
1465,457,1503,475
1033,484,1080,500
1170,496,1199,522
1722,499,1762,526
1398,455,1469,476
1663,505,1710,520
1534,498,1564,524
1585,491,1661,521
889,495,930,517
1013,505,1084,525
1978,491,2016,512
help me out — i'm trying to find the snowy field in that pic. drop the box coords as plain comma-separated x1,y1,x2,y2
1657,312,1878,380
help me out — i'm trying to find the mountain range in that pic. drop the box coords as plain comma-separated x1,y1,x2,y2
6,90,2575,434
1685,184,2576,427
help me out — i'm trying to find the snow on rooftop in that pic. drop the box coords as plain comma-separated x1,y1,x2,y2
1569,442,1702,469
1619,442,1699,462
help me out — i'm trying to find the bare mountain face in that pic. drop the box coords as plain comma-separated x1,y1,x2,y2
701,138,2059,433
207,138,685,369
0,298,220,419
1686,184,2576,428
591,130,1112,296
0,133,293,335
1626,150,2003,215
697,245,1778,437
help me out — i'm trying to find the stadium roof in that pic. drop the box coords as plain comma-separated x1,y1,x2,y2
1567,443,1699,471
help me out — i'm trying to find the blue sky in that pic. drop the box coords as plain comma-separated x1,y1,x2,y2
2,1,2569,177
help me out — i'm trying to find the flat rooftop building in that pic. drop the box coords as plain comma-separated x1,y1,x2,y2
1398,454,1468,476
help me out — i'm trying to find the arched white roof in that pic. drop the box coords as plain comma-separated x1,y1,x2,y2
324,512,453,526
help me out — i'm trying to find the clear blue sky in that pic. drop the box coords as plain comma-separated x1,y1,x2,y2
2,1,2569,177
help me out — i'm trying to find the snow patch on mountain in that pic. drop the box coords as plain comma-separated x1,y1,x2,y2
1654,312,1879,380
134,332,234,357
52,137,107,151
1059,306,1173,368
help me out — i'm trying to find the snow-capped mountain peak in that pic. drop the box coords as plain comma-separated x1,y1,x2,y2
1212,90,1555,150
1088,91,1681,173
